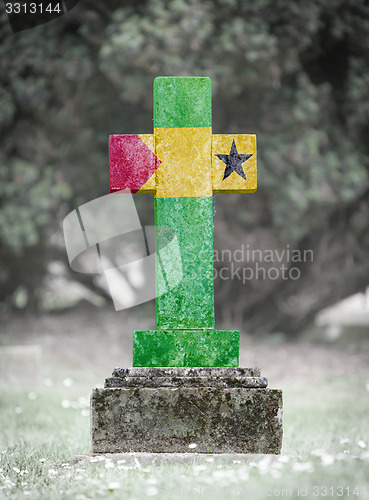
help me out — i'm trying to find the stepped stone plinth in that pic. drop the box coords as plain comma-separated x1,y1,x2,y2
91,367,283,454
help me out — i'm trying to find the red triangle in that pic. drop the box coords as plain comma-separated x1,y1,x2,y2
109,135,160,193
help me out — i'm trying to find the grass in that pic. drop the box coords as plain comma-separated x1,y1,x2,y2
0,377,369,499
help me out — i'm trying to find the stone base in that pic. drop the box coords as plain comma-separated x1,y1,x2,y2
91,368,283,454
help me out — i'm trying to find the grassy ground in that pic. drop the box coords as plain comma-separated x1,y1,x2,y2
1,309,369,499
1,378,369,498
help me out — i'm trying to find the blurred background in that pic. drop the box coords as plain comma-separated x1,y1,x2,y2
1,0,369,384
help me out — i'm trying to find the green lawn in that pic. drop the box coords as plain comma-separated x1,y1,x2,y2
1,377,368,499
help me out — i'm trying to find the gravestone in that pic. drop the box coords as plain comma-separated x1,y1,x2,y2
91,76,283,453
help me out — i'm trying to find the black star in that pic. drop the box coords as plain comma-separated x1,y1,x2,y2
216,140,252,181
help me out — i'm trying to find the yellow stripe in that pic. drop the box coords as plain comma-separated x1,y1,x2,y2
155,127,212,198
212,134,257,193
137,134,156,193
136,131,257,196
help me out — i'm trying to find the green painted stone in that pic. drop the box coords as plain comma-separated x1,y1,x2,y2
133,330,239,367
155,196,214,330
154,76,212,129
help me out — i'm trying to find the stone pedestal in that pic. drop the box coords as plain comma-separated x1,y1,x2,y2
91,368,283,454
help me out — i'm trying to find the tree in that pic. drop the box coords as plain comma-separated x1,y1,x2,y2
0,0,368,335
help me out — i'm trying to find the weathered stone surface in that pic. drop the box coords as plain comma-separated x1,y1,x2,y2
113,367,261,377
91,386,283,454
105,375,268,388
106,367,266,388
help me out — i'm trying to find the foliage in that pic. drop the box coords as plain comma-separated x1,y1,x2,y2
0,0,369,332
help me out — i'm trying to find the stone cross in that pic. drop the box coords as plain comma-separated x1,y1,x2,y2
109,76,257,367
